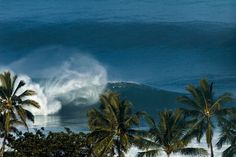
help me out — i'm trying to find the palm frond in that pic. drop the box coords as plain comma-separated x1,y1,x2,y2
21,99,40,108
87,91,145,156
177,96,200,109
15,106,28,129
175,147,208,156
13,80,25,96
210,92,234,112
222,145,236,157
17,90,37,98
137,149,161,157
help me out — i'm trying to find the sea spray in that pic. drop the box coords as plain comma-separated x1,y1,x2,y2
2,53,107,115
41,54,107,114
17,74,50,115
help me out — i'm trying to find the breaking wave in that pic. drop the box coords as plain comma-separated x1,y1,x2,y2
4,54,107,116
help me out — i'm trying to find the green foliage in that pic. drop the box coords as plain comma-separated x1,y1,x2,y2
0,74,235,157
138,109,208,157
217,115,236,157
177,79,236,157
87,92,147,157
0,71,40,154
6,128,92,157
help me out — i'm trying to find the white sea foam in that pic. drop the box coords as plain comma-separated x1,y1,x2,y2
40,54,107,115
16,74,50,115
2,54,107,116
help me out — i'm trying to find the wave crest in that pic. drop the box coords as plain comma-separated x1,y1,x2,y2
3,54,107,116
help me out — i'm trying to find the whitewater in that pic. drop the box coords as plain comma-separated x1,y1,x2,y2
2,54,107,116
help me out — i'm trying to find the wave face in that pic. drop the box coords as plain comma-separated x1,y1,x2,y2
0,21,235,53
106,82,181,116
32,82,182,127
1,21,235,97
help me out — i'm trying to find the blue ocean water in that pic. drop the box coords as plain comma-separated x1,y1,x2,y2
0,0,236,23
0,0,236,116
0,0,235,115
0,22,235,94
0,1,235,156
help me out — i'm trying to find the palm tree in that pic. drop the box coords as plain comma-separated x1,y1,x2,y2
216,115,236,157
177,79,235,157
87,92,147,157
138,109,207,157
0,71,40,154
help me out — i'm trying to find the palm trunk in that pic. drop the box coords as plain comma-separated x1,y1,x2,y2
207,118,214,157
166,151,170,157
117,141,121,157
117,135,124,157
210,141,214,157
0,148,3,157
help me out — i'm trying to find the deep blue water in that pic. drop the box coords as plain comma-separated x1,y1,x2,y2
0,0,236,129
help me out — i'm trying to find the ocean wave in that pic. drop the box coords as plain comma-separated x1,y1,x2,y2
1,54,107,116
0,21,235,53
150,74,236,96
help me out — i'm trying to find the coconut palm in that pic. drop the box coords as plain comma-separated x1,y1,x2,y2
216,115,236,157
138,109,207,157
177,79,235,157
0,71,40,154
87,92,147,157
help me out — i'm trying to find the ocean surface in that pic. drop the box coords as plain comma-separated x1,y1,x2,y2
0,0,236,156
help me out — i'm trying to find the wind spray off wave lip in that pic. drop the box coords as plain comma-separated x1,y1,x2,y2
0,53,107,116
